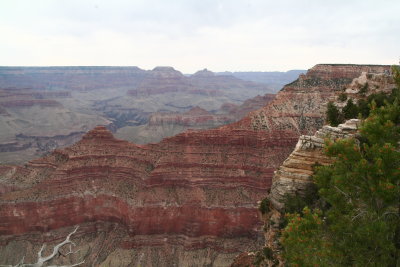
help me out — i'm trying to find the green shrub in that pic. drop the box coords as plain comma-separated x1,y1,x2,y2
326,101,343,126
342,99,359,119
259,198,270,214
338,92,348,102
359,82,369,95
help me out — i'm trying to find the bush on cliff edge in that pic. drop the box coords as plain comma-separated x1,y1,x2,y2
281,67,400,266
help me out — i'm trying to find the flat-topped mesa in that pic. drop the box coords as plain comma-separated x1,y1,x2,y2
151,66,184,78
192,68,215,77
128,67,189,96
81,125,115,141
308,64,391,79
184,106,210,116
284,64,391,92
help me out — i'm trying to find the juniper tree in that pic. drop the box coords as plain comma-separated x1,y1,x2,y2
282,100,400,266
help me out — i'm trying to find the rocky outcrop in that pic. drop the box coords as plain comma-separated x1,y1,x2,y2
0,64,391,266
227,64,390,135
262,119,360,266
256,66,396,266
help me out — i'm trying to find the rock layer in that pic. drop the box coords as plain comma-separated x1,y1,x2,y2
115,94,276,144
0,64,391,266
262,119,360,266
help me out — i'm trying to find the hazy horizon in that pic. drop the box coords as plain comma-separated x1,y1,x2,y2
1,0,399,72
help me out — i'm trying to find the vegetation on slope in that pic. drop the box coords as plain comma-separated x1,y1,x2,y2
326,66,400,127
281,66,400,266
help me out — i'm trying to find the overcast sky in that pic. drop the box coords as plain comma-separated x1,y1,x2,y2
0,0,399,73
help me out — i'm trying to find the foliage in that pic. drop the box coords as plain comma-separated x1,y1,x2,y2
326,101,343,127
342,99,358,120
259,198,270,214
281,207,336,266
282,101,400,266
326,86,400,126
283,183,321,215
338,92,348,102
392,65,400,88
253,247,277,266
359,82,369,95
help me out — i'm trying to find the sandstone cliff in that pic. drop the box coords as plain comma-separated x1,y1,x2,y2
247,68,396,267
0,64,391,266
265,120,360,264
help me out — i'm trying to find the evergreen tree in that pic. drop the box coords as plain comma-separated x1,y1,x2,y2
282,101,400,266
342,98,359,119
326,101,343,126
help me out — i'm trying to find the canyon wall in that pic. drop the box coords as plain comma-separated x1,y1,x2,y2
0,67,275,164
0,64,391,266
239,68,396,267
115,94,276,144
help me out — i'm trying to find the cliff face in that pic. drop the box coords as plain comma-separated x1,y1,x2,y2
255,68,396,267
0,67,275,164
261,120,360,266
0,64,391,266
0,126,286,266
115,94,276,144
228,64,390,135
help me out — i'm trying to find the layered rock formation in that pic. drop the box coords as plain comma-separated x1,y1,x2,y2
0,64,391,266
0,125,290,266
0,86,110,164
115,94,276,144
262,119,360,266
0,66,147,91
217,70,306,90
127,67,272,98
227,64,390,135
248,66,396,267
0,67,276,164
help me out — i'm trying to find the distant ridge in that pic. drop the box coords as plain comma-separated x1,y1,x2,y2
216,70,306,90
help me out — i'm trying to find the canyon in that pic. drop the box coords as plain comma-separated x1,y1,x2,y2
0,64,392,266
115,94,276,144
0,66,278,164
235,66,397,266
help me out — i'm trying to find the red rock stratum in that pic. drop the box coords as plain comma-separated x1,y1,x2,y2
0,64,391,266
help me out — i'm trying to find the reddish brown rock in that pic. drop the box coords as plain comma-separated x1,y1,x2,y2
0,64,391,266
0,87,67,108
148,107,232,127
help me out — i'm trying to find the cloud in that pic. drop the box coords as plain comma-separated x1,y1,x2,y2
0,0,399,72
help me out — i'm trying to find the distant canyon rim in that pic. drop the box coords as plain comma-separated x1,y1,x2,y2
0,64,392,266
